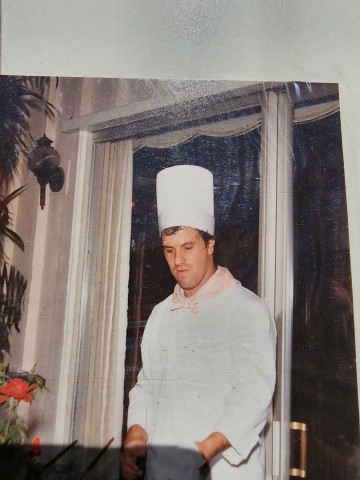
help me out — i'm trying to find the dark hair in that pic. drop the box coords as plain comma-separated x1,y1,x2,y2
161,226,215,247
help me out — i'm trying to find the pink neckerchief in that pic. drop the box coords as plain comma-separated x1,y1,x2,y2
171,266,240,313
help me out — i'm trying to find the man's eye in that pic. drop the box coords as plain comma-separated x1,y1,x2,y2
184,246,192,251
164,249,173,254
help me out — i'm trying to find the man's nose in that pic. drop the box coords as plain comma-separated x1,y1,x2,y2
174,250,185,266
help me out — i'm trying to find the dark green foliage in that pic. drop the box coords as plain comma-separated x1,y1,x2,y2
0,185,28,259
0,76,56,189
0,263,27,348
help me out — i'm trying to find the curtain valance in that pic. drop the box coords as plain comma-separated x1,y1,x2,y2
133,100,339,151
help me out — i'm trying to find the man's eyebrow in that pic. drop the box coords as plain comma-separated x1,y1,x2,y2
161,242,195,248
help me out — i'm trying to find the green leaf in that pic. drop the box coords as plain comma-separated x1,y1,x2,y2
0,415,7,433
1,185,28,205
2,227,25,251
0,354,9,375
5,424,26,445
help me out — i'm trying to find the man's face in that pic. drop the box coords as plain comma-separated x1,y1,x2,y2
162,226,216,297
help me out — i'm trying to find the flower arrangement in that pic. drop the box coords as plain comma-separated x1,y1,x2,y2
0,355,46,445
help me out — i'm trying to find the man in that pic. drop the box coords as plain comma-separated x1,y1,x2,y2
121,165,276,480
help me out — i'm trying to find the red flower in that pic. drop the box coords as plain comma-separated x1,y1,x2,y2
0,378,36,403
31,437,41,456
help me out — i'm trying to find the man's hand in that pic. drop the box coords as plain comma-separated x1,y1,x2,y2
195,431,230,463
120,425,148,480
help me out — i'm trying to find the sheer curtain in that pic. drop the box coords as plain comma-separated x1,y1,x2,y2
81,140,133,447
57,140,133,478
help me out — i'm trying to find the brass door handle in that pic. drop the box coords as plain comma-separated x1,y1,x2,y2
289,421,307,478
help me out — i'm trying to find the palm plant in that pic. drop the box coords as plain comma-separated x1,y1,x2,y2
0,185,27,256
0,76,56,190
0,77,57,348
0,76,57,258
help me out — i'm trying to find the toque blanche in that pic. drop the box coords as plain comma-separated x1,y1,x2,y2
156,165,214,235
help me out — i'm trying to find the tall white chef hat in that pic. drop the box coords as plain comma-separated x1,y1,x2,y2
156,165,215,235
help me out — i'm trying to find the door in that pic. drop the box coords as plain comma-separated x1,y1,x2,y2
290,112,359,479
259,89,359,479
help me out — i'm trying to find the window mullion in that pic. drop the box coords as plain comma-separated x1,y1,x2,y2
259,91,294,479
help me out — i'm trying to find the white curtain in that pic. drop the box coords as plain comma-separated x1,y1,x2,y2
133,112,261,150
72,140,132,477
132,100,339,151
294,100,339,124
87,140,132,444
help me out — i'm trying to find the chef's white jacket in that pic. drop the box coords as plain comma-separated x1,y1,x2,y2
128,274,276,479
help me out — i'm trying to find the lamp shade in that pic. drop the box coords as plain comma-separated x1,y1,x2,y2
28,134,63,209
28,134,60,172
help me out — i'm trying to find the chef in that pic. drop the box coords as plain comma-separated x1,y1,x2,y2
120,165,276,480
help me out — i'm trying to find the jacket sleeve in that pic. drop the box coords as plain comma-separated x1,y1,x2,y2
214,296,276,465
127,309,157,434
127,367,153,432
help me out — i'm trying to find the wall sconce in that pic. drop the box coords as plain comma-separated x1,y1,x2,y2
28,134,65,210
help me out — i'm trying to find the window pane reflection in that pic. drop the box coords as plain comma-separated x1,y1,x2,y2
292,113,359,479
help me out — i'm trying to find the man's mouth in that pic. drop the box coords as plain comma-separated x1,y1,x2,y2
175,268,188,275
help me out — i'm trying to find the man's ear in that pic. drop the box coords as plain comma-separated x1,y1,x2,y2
207,239,215,255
